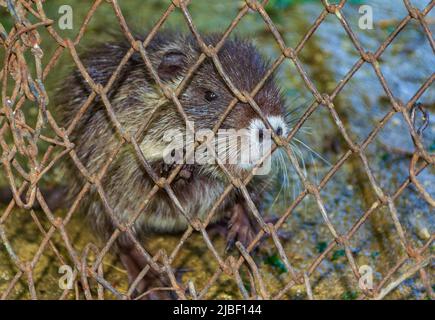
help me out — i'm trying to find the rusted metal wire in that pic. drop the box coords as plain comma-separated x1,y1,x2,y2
0,0,433,300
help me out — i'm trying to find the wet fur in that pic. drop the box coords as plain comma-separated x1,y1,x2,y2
57,32,283,248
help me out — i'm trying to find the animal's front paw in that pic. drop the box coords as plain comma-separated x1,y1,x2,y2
226,203,258,252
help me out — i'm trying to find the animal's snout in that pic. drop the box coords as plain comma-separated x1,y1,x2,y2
268,115,287,138
254,116,287,144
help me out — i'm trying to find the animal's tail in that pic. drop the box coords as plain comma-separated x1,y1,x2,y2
0,185,68,211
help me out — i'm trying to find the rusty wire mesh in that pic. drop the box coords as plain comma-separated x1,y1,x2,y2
0,0,433,300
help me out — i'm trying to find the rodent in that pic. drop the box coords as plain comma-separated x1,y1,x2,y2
56,31,288,299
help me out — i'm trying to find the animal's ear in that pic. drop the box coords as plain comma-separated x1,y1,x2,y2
157,50,186,81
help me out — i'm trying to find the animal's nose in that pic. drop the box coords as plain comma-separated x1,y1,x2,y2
275,126,283,136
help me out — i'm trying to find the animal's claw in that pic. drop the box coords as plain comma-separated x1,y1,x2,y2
225,203,258,253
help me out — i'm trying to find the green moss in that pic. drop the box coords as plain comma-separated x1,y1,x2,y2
316,241,328,254
264,253,288,274
331,249,346,261
341,290,358,300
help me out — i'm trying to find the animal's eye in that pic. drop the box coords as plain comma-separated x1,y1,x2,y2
204,90,218,102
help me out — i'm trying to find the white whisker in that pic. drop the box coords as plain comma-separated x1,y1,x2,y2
292,137,331,167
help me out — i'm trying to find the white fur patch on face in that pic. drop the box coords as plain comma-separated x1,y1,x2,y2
249,116,288,136
238,116,287,172
267,115,288,137
240,118,267,169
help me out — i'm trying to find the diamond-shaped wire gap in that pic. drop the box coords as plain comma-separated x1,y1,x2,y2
256,195,332,298
377,257,431,299
262,0,328,52
344,201,415,296
372,233,433,300
375,157,432,248
330,62,401,145
295,10,366,95
78,242,127,299
333,1,406,52
355,138,433,280
371,19,435,105
196,265,247,299
150,231,243,299
270,52,331,186
299,155,371,297
250,2,325,104
345,214,405,297
402,0,435,49
309,253,362,300
344,156,432,295
316,154,370,235
364,111,429,195
374,241,432,300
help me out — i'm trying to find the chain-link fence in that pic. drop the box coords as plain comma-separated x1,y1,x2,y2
0,0,433,300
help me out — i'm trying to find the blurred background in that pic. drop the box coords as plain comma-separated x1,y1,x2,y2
0,0,433,299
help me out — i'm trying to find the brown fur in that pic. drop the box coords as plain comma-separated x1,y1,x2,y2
56,31,286,298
